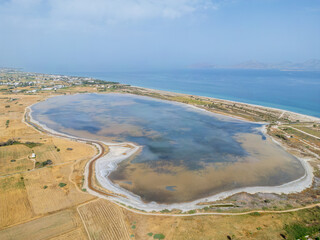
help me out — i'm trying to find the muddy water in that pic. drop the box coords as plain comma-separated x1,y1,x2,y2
31,93,305,203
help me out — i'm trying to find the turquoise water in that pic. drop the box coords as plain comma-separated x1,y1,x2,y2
31,93,305,203
64,69,320,117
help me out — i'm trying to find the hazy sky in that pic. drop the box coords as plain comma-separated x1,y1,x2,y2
0,0,319,72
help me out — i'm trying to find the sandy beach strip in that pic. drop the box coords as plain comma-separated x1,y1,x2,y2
136,87,320,123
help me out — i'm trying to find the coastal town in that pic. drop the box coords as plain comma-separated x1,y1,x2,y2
0,68,121,94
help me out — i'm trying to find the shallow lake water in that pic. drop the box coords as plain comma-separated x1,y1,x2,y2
31,93,305,203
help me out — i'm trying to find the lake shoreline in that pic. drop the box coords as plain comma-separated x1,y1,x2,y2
26,92,315,212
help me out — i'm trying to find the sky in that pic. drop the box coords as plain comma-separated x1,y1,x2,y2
0,0,319,72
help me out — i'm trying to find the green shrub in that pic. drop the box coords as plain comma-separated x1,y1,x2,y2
250,212,261,216
188,210,196,214
203,206,209,211
23,142,42,148
153,233,165,239
284,223,319,239
275,134,286,140
35,159,53,168
58,182,67,187
160,209,170,213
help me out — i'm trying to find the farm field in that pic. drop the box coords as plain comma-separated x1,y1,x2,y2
24,163,95,214
123,206,320,240
77,199,131,240
0,144,34,175
0,93,99,235
0,174,34,228
0,209,87,240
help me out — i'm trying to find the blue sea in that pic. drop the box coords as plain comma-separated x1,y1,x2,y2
62,69,320,118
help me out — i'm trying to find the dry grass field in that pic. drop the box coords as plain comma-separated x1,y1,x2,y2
24,163,95,214
0,174,34,228
77,199,131,240
48,228,88,240
0,144,34,175
123,207,320,240
0,93,99,238
0,209,87,240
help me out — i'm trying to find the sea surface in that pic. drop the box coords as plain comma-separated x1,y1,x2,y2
62,69,320,118
31,93,305,203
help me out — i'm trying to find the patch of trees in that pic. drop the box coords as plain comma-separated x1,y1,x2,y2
23,142,42,148
284,222,320,240
275,134,287,140
0,139,19,147
82,79,119,85
0,139,42,148
35,159,53,168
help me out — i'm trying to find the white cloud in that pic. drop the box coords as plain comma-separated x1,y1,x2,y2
0,0,218,29
50,0,217,21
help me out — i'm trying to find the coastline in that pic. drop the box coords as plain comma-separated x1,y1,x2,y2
134,86,320,123
25,93,316,212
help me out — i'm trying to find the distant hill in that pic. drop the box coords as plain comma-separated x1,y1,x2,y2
189,59,320,71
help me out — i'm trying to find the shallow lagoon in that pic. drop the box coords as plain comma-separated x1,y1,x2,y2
31,93,305,203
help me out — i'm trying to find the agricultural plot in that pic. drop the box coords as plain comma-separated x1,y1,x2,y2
78,199,131,240
29,137,96,166
24,164,94,215
0,96,42,140
124,208,286,240
48,228,88,240
0,145,34,175
0,209,85,240
49,137,96,164
0,174,34,228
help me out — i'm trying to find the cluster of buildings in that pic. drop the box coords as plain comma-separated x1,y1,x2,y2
0,68,117,94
